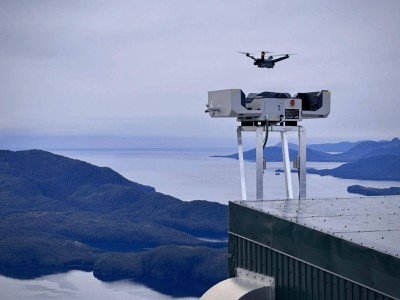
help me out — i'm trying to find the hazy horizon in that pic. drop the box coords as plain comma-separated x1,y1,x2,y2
1,132,398,151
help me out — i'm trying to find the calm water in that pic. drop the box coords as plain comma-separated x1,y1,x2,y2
0,271,196,300
2,148,399,299
52,148,399,203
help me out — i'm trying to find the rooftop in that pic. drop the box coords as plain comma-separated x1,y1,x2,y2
236,196,400,258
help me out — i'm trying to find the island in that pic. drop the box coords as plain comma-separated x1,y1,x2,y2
347,185,400,196
0,149,228,297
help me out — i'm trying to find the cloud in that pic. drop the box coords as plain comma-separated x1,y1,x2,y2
0,0,399,147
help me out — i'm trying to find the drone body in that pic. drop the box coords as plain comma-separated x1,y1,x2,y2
240,51,290,68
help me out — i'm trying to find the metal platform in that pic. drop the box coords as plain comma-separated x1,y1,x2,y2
228,196,400,299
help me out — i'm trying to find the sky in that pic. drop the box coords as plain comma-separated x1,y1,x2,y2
1,0,400,149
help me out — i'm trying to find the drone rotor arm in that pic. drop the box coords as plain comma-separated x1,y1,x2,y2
247,53,257,61
271,55,290,63
238,51,257,61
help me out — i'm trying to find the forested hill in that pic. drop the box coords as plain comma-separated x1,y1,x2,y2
0,149,228,297
0,149,155,198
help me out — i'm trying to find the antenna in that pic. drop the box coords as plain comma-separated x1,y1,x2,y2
205,89,331,200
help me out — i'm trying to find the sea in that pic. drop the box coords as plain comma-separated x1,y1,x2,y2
2,147,399,299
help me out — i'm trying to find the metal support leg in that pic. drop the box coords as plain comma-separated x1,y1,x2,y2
237,127,247,200
256,126,264,200
280,130,294,199
237,125,306,201
298,126,306,199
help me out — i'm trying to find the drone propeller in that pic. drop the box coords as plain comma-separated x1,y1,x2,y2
238,51,255,55
238,51,287,56
268,53,296,57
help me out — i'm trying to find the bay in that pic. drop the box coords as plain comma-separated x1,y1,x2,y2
52,148,399,203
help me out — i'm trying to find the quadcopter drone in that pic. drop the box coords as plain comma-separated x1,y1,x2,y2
239,51,291,68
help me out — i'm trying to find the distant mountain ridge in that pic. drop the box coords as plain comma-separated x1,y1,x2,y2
275,141,363,153
214,138,400,162
308,155,400,181
0,150,228,297
335,138,400,161
308,141,363,153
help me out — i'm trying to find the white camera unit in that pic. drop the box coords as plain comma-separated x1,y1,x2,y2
206,89,330,124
